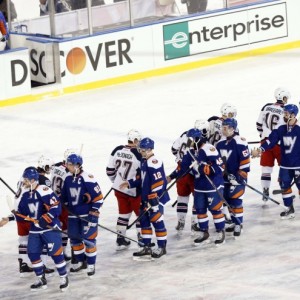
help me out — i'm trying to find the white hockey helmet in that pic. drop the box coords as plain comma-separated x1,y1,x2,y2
220,103,237,119
274,87,291,103
64,148,78,161
194,119,210,138
37,155,54,174
127,129,142,143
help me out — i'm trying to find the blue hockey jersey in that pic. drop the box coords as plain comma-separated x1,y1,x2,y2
216,134,250,183
128,154,170,205
17,185,61,233
261,122,300,169
61,170,103,215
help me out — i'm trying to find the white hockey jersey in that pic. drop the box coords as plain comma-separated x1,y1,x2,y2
106,145,142,197
50,162,69,197
171,131,189,163
256,102,285,140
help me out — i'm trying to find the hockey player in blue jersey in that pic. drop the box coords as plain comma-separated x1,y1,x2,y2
169,119,210,235
61,154,103,277
252,104,300,219
120,137,170,260
216,118,250,237
174,128,226,245
16,167,68,291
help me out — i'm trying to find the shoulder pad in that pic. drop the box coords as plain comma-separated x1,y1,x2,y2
207,116,219,122
111,145,125,156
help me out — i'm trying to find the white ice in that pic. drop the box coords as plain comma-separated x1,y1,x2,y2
1,48,300,300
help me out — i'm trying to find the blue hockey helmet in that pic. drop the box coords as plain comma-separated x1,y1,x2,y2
284,104,298,116
187,128,202,139
23,167,39,181
139,137,154,150
66,153,83,166
222,118,238,130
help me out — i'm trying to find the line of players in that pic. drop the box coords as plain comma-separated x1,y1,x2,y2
1,86,299,291
0,150,104,292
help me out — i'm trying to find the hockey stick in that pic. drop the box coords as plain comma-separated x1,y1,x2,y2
187,149,242,224
248,141,261,144
272,174,300,195
0,177,17,195
63,204,143,246
103,187,113,200
169,164,196,208
238,180,287,209
6,196,95,247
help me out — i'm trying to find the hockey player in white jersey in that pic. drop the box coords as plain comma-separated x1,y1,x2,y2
169,119,209,235
207,103,238,146
106,129,143,250
256,87,290,201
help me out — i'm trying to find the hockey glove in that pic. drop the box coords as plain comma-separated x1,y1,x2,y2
82,193,92,204
149,196,159,213
87,209,99,227
227,174,239,186
198,164,214,176
38,213,53,229
237,170,247,183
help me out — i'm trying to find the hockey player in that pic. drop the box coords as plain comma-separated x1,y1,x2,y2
120,137,170,260
50,149,78,261
178,128,225,245
252,104,300,219
0,156,55,276
16,167,68,291
106,129,142,250
61,154,103,277
256,87,291,201
207,103,238,146
207,103,238,223
216,118,250,237
169,119,209,235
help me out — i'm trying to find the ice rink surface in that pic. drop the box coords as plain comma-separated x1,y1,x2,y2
1,48,300,299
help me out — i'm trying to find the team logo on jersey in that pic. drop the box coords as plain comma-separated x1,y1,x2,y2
152,159,158,164
242,149,249,157
210,147,216,152
241,137,246,141
43,187,49,191
88,174,94,178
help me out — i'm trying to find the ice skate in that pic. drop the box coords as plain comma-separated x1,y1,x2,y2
151,247,167,259
30,274,47,291
215,230,225,245
70,260,87,273
116,235,131,251
233,224,243,237
191,223,201,236
133,246,152,261
262,187,269,202
19,258,33,278
59,276,69,291
280,205,295,220
87,265,95,278
194,230,210,245
175,220,185,235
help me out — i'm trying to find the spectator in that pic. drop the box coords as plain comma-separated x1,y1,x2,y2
70,0,105,10
0,0,17,21
39,0,70,16
182,0,207,14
